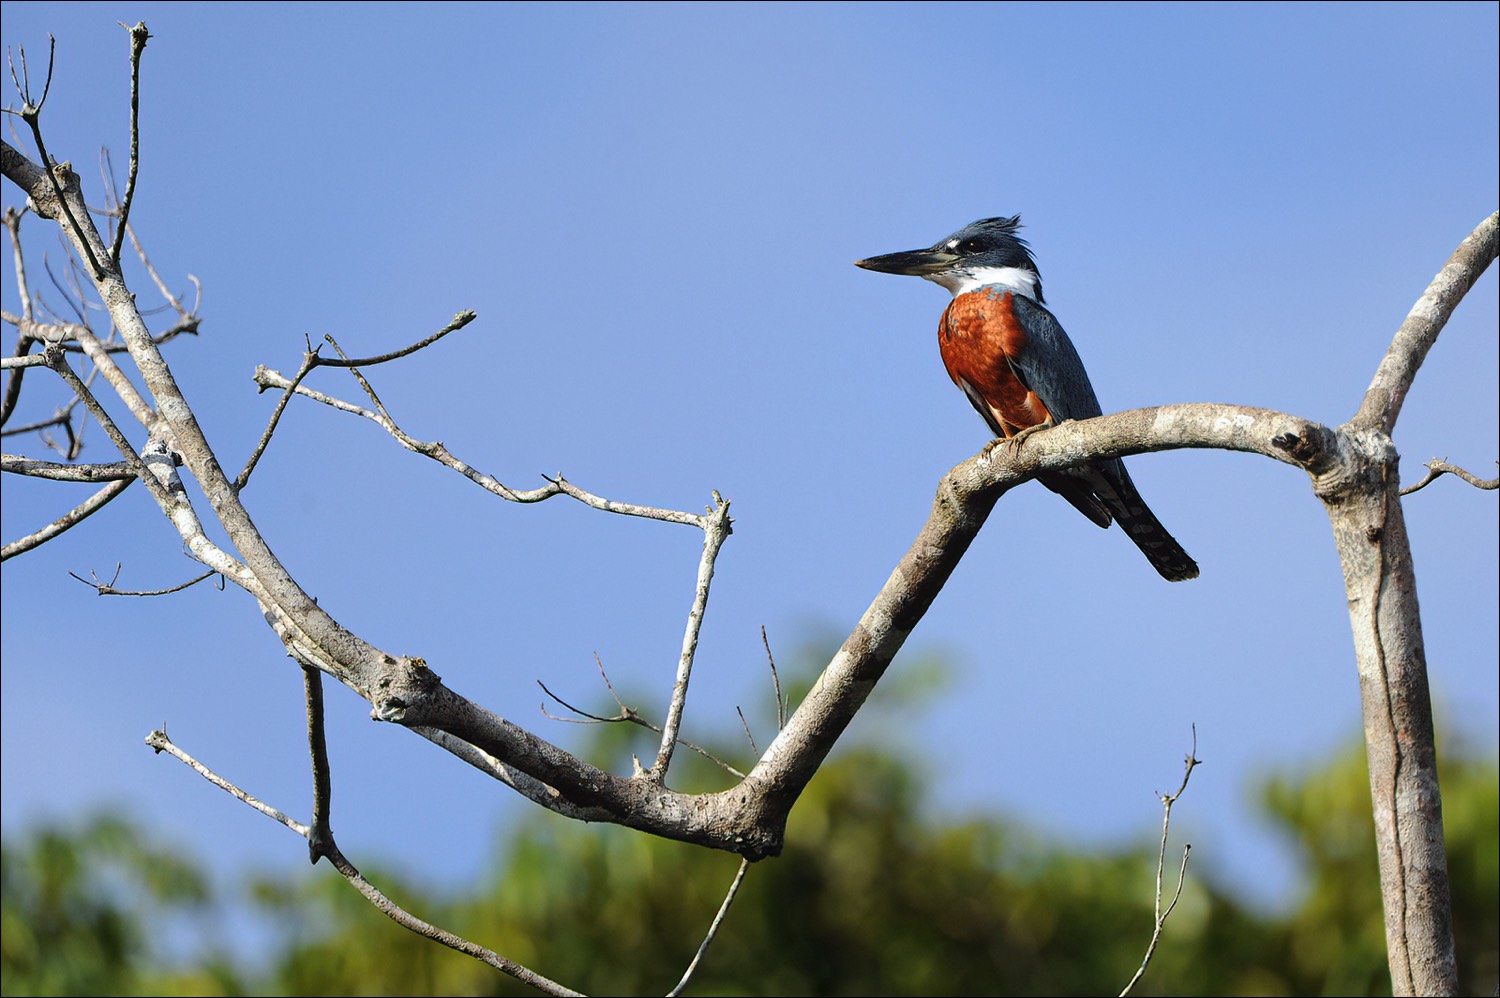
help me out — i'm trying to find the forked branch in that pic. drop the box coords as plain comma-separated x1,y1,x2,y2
1119,727,1201,997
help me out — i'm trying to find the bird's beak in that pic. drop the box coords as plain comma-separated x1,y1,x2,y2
853,246,960,277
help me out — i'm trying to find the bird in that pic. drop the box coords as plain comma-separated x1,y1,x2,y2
854,215,1198,582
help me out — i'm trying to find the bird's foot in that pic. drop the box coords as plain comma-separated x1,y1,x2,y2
985,418,1058,460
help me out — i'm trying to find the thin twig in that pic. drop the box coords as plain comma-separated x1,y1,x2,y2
735,706,758,757
667,859,752,997
38,343,145,476
236,345,319,490
0,338,27,426
12,313,200,354
322,331,393,422
1119,725,1200,998
650,492,733,781
593,651,629,709
1399,458,1499,496
2,410,71,435
248,310,700,521
98,138,121,252
7,409,77,457
537,677,747,779
4,205,34,319
68,565,220,596
145,728,583,996
70,316,198,352
125,219,195,319
537,680,618,723
108,22,149,268
146,729,310,834
7,37,57,115
252,364,709,525
42,251,88,327
761,625,786,730
15,40,106,279
3,208,35,424
316,841,584,997
1,477,131,560
314,310,476,368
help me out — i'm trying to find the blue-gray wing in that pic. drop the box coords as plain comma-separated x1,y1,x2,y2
1005,294,1199,580
1006,294,1104,423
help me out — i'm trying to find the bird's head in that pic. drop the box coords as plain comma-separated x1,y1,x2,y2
854,215,1044,303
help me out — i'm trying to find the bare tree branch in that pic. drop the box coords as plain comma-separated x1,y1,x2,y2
5,36,57,121
1,476,130,560
145,726,585,997
7,40,106,279
146,728,309,834
0,350,49,370
538,671,749,780
35,342,255,605
2,409,77,460
106,22,148,268
668,859,752,998
650,492,733,781
761,625,786,730
4,206,34,318
124,219,198,319
1120,727,1200,997
251,361,710,526
235,315,474,487
17,317,156,426
235,342,318,490
735,706,759,758
2,206,35,423
302,665,334,865
745,403,1338,828
7,313,201,353
1400,458,1499,496
317,841,585,997
136,378,1353,860
45,246,90,327
2,453,132,479
314,310,476,368
67,564,220,596
8,139,399,715
1315,212,1499,996
1355,211,1499,434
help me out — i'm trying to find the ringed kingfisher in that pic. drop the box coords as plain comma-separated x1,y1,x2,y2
855,215,1198,582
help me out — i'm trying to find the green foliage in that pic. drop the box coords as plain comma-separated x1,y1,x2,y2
0,814,240,997
3,741,1495,997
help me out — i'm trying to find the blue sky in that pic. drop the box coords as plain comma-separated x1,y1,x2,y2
2,0,1496,918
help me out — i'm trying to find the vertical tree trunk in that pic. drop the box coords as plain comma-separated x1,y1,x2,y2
1318,427,1456,996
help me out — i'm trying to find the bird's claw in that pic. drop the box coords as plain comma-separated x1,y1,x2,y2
987,418,1058,460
